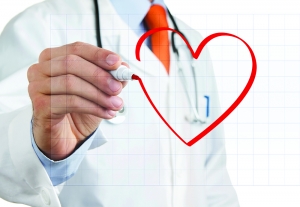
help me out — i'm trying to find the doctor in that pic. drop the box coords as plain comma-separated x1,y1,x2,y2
0,0,239,206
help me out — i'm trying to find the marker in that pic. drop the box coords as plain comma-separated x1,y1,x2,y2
109,65,136,81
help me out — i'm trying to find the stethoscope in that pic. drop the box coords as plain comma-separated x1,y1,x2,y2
94,0,207,124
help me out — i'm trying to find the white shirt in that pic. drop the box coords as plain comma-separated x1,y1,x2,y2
110,0,166,36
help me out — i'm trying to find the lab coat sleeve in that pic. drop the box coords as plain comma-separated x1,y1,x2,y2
0,5,60,206
0,2,49,111
0,2,106,206
0,106,62,207
30,122,98,186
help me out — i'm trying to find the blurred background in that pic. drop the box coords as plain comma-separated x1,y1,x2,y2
1,0,300,206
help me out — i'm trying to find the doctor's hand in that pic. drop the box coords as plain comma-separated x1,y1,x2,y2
27,42,127,160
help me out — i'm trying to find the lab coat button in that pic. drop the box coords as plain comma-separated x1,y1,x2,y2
106,105,127,124
40,188,51,205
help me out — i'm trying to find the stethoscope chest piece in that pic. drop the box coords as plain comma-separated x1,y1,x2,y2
106,105,127,124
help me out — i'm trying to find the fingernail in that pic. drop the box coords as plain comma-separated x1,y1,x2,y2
107,110,116,117
111,96,123,108
107,78,121,92
106,54,119,66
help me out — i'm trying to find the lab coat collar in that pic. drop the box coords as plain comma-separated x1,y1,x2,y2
109,0,151,31
109,0,167,32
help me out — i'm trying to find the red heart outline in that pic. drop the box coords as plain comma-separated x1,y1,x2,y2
134,27,257,146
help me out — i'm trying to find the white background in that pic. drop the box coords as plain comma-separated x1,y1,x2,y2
1,0,300,206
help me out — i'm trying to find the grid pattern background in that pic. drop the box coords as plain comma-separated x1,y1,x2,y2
48,13,300,189
185,14,300,186
1,7,300,207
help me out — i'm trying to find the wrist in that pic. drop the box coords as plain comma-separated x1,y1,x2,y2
32,126,77,161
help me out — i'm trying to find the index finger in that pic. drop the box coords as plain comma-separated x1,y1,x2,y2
39,42,122,70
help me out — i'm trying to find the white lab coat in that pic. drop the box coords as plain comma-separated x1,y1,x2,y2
0,0,239,206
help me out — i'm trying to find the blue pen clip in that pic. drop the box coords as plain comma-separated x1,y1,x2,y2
204,95,209,118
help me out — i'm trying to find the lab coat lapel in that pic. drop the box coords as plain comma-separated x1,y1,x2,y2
96,1,172,190
97,0,169,119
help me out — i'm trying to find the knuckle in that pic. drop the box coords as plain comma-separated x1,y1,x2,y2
64,74,76,91
32,95,48,111
93,48,106,64
57,55,75,71
63,54,77,69
92,67,103,78
27,64,39,82
68,95,79,108
69,41,84,54
71,41,83,46
65,54,77,60
28,82,38,97
93,70,121,96
39,48,51,62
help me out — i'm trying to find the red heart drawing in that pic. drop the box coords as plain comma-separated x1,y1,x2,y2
134,27,257,147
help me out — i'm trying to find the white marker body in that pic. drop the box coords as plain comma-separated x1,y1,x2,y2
109,65,134,81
